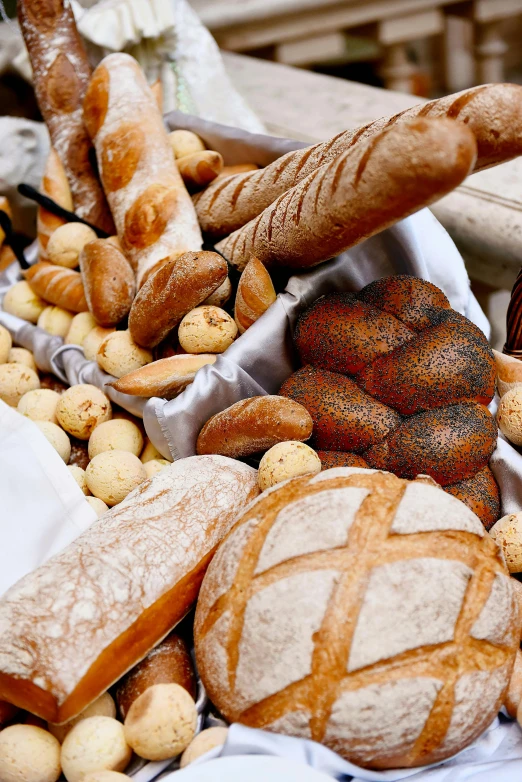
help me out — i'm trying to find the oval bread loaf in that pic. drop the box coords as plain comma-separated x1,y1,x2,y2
80,240,136,327
25,262,88,313
110,354,217,398
234,256,276,334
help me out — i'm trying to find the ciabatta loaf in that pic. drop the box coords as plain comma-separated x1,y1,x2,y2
83,53,202,288
0,455,258,724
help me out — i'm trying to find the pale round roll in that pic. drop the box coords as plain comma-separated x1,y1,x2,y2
180,727,228,768
203,277,232,308
178,306,238,354
258,441,321,491
0,323,12,363
61,717,132,782
167,129,205,159
0,363,40,406
68,465,91,496
0,724,61,782
144,459,170,479
86,450,147,506
123,683,197,761
88,419,144,460
47,223,98,269
56,385,112,440
37,306,74,338
140,439,167,463
83,327,115,362
490,513,522,573
65,312,97,346
97,331,153,378
35,421,71,463
83,774,130,782
48,693,116,743
8,347,37,371
498,388,522,446
3,280,46,323
86,496,109,517
18,389,61,424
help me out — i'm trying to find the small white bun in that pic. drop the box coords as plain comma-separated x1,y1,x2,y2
47,223,98,269
203,277,232,308
61,717,131,782
180,727,228,768
498,387,522,446
56,384,112,440
86,450,147,506
35,421,71,463
0,724,61,782
144,459,170,479
167,129,205,159
490,513,522,573
68,465,90,496
124,683,197,761
97,331,153,378
18,388,61,424
8,347,37,371
178,306,238,354
65,312,97,346
0,363,40,406
3,280,46,323
83,774,130,782
38,306,74,338
48,693,116,743
258,441,321,491
140,439,168,463
83,327,115,362
88,419,144,460
0,323,12,363
86,496,109,518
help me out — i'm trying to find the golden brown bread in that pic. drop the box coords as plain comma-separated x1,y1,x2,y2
37,148,74,261
128,250,228,348
24,261,88,313
234,257,276,334
110,354,217,398
196,83,522,238
80,239,135,327
18,0,113,232
0,700,20,728
505,648,522,717
177,151,224,191
216,118,477,272
196,395,313,458
0,196,12,249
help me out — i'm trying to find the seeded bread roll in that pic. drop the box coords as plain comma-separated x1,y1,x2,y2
80,240,135,327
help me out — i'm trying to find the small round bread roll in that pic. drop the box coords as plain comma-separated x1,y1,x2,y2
86,450,147,506
3,280,46,323
86,496,109,517
124,683,197,761
83,327,115,362
83,774,130,782
0,724,61,782
203,277,232,308
167,129,205,159
178,306,238,354
140,439,167,463
18,388,61,423
0,363,40,406
65,312,97,346
68,465,90,495
35,421,71,463
258,441,321,491
56,384,112,440
47,223,97,269
97,331,153,378
498,387,522,446
180,727,228,768
88,419,143,460
61,717,131,782
8,347,37,371
0,323,12,363
144,459,170,479
38,306,74,338
48,693,116,743
490,513,522,573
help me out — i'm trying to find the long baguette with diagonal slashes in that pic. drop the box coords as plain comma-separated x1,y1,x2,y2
216,117,477,272
0,455,258,724
196,83,522,238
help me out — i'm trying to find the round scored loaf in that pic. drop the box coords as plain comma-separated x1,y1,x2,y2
195,467,519,769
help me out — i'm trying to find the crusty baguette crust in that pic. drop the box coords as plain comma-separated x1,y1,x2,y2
110,354,217,398
177,151,224,190
37,148,74,261
80,239,135,327
18,0,114,233
234,257,276,334
24,261,88,313
196,83,522,238
216,118,477,272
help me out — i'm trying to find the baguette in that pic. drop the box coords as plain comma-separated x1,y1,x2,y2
234,257,276,334
129,251,228,348
177,151,224,191
83,53,202,288
18,0,114,233
0,455,258,723
37,149,74,261
24,261,88,313
110,354,217,398
80,239,135,327
216,118,477,272
196,83,522,238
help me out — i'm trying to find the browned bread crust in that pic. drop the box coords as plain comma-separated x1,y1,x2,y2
80,239,135,327
24,261,88,313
